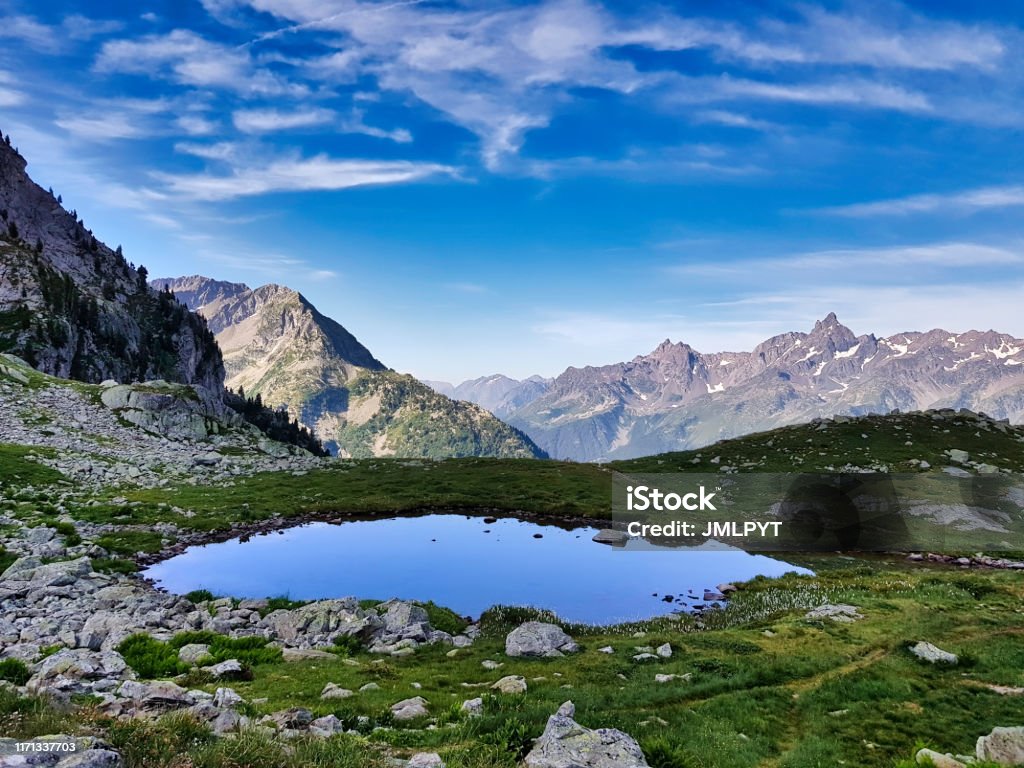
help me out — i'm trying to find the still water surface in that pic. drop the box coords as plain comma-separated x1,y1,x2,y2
144,514,811,624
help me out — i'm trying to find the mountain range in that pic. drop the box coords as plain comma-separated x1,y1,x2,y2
154,276,545,460
427,314,1024,461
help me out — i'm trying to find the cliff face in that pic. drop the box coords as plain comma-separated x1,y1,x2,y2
0,135,224,398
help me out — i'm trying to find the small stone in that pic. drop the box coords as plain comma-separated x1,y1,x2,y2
461,697,484,717
213,687,243,708
915,748,967,768
909,641,958,665
391,696,430,721
408,753,445,768
321,682,354,700
656,643,672,658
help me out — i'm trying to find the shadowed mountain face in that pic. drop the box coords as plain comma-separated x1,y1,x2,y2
0,136,223,396
437,314,1024,461
155,276,545,460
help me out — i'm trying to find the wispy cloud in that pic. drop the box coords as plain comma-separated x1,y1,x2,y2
96,29,305,96
233,107,335,133
813,185,1024,217
672,242,1023,276
153,153,456,200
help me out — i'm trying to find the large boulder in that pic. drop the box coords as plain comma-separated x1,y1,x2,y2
100,383,220,441
79,611,137,652
27,649,133,697
976,726,1024,765
506,622,579,658
524,702,649,767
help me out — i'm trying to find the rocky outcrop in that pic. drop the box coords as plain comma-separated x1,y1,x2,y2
505,622,579,658
155,275,546,459
100,381,232,441
524,701,649,768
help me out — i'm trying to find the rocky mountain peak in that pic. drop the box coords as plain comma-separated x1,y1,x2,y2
0,132,224,395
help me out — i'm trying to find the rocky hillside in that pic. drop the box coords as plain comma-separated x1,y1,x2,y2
155,276,545,459
493,314,1024,461
0,132,224,399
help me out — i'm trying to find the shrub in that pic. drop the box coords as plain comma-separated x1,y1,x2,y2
420,600,469,636
331,634,363,657
0,658,30,685
116,635,187,679
481,717,533,761
184,589,215,604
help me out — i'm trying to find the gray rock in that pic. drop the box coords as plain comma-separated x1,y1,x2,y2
946,449,970,463
506,622,579,658
391,696,430,721
524,703,649,767
268,707,313,729
461,697,484,717
492,675,527,694
177,644,212,665
213,687,243,708
592,529,628,545
909,642,958,665
976,726,1024,764
28,649,132,696
407,753,445,768
915,749,967,768
212,708,243,735
656,643,672,658
804,604,863,623
119,680,194,712
203,659,243,678
320,682,354,700
309,714,346,738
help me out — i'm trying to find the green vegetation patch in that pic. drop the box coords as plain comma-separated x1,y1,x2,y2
116,632,282,679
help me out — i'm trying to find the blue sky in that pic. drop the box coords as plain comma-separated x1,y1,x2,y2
2,0,1023,381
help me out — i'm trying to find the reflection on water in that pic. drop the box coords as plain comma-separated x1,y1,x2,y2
144,514,811,624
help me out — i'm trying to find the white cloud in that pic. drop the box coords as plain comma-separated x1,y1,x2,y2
0,88,24,107
153,153,455,200
814,185,1024,217
173,141,241,160
55,113,151,141
711,77,932,112
694,110,777,131
62,14,123,41
0,15,56,50
96,30,305,96
176,115,220,136
233,107,335,133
